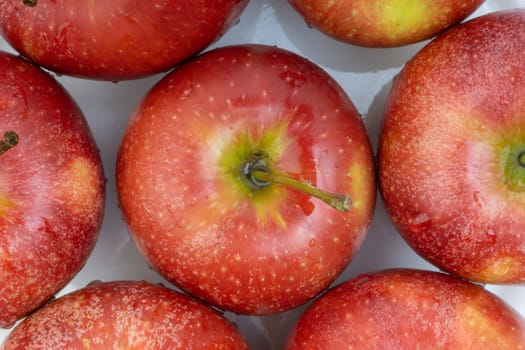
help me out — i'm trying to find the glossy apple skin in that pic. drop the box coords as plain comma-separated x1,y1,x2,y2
1,280,249,349
0,0,248,80
116,44,376,315
288,0,484,47
378,10,525,284
286,269,525,349
0,51,105,328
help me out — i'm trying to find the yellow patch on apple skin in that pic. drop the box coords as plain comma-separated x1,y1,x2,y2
461,308,500,345
477,257,522,283
379,0,430,40
0,245,8,261
346,162,367,211
0,194,15,217
213,119,292,228
55,157,102,217
458,298,524,349
345,143,375,217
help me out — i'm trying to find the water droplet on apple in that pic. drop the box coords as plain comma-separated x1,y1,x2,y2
499,95,510,106
180,88,193,99
408,212,431,232
279,71,306,88
55,22,74,51
37,31,50,49
352,274,373,285
485,228,497,243
473,191,483,208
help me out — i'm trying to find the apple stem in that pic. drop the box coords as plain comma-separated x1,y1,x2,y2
22,0,38,7
519,151,525,168
0,131,19,155
244,156,352,211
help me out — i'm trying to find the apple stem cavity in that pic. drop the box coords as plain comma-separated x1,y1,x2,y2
503,144,525,192
22,0,38,7
0,131,19,155
243,155,352,211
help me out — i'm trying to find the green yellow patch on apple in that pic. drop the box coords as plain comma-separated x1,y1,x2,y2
288,0,484,47
116,44,376,315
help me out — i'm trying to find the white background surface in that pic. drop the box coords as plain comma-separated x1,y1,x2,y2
1,1,524,349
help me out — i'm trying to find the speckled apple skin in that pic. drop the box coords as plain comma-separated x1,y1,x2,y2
117,44,376,315
378,10,525,284
0,51,105,328
286,269,525,349
1,280,249,349
0,0,248,80
288,0,484,47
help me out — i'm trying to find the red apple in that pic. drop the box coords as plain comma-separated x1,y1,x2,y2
378,10,525,284
288,0,484,47
0,0,248,80
116,44,376,315
0,51,105,328
1,280,249,349
286,269,525,349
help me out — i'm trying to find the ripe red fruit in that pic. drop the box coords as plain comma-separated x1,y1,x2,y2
0,51,105,328
116,44,376,315
0,0,248,80
286,269,525,349
378,9,525,283
1,280,249,349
